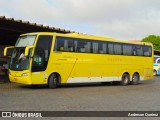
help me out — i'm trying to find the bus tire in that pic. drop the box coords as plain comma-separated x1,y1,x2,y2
153,70,157,76
48,74,59,89
131,73,140,85
121,74,129,86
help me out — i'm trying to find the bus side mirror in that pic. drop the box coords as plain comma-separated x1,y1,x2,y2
4,46,14,56
25,46,34,57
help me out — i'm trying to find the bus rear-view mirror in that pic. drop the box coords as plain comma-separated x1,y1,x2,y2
4,46,14,57
25,46,34,57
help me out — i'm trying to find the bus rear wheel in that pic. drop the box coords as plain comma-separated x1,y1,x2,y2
121,74,130,85
48,74,59,89
131,73,139,85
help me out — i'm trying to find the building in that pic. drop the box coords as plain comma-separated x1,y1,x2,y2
0,16,75,57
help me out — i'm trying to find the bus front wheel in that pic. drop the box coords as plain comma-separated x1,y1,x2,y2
48,74,59,89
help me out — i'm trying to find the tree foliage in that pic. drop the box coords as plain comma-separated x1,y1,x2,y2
141,35,160,50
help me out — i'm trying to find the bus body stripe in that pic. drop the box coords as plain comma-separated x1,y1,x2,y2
67,76,144,83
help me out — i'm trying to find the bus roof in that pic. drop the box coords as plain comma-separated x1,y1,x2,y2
20,32,153,46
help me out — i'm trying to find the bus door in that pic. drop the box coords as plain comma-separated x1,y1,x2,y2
31,35,53,84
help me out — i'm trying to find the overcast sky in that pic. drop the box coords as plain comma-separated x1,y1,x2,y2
0,0,160,40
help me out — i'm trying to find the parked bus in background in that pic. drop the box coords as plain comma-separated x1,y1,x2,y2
4,32,153,88
153,55,160,76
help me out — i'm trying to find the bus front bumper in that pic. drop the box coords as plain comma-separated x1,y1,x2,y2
9,72,32,85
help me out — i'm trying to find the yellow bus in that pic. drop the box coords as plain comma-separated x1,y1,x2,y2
4,32,153,88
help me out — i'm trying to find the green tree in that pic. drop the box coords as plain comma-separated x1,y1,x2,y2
141,35,160,50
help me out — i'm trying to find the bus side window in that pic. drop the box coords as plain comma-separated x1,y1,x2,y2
55,37,64,51
143,46,152,57
55,37,74,52
92,42,99,53
123,44,132,55
84,41,91,53
108,43,114,54
74,40,78,52
76,39,91,53
64,39,74,52
102,42,107,54
98,42,107,54
136,45,143,56
114,43,122,55
132,46,137,56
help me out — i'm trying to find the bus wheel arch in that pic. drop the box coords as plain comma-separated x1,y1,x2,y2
131,72,140,85
48,72,61,89
121,72,130,85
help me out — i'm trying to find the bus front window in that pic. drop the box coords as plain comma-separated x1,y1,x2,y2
15,35,36,47
9,35,36,71
10,48,31,71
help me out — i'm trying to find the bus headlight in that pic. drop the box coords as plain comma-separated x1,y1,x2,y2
22,73,29,76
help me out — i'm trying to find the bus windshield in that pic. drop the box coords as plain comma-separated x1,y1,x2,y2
10,47,31,71
9,35,36,71
15,35,36,47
